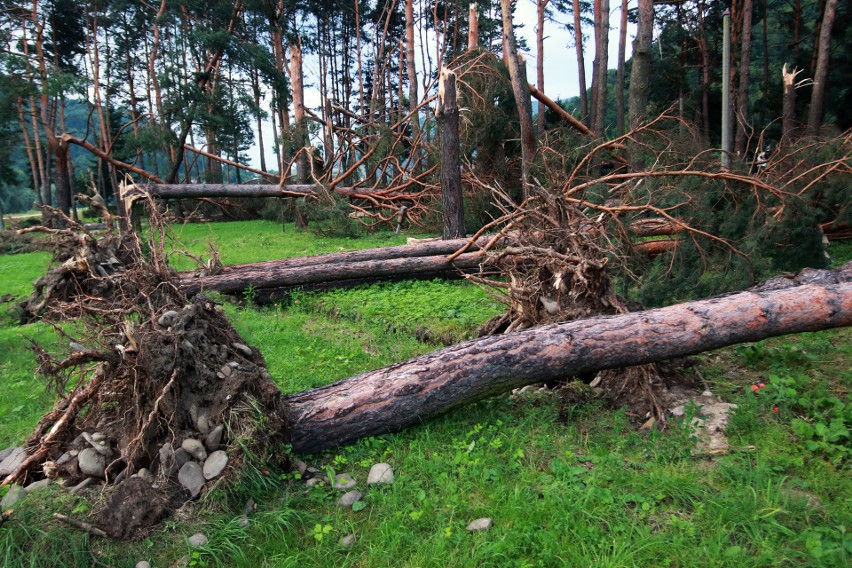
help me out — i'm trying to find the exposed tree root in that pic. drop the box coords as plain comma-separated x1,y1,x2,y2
5,204,289,540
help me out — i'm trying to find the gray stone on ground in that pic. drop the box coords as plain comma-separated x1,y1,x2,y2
187,532,208,547
56,452,73,466
136,468,153,483
174,448,191,470
77,448,107,478
91,432,106,442
178,462,205,497
82,432,112,456
203,451,228,480
337,490,363,508
238,515,250,528
367,463,394,485
0,447,14,463
24,479,51,493
466,518,493,532
204,425,224,452
1,485,25,508
69,477,95,495
159,443,177,476
0,447,26,476
219,364,232,377
339,533,357,548
293,459,308,476
181,438,207,461
157,310,178,328
233,342,252,357
305,478,324,487
332,473,357,490
135,562,152,568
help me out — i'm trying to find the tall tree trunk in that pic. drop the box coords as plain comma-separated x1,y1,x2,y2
591,0,610,136
734,0,753,157
406,0,420,151
807,0,838,137
535,0,550,135
697,2,711,144
615,0,628,136
436,69,465,239
468,2,479,50
629,0,653,131
291,40,308,183
501,0,537,195
572,0,588,124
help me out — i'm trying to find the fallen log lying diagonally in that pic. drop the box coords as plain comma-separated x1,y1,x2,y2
284,264,851,453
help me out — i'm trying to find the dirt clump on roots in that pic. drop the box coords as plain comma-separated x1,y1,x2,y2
2,205,290,540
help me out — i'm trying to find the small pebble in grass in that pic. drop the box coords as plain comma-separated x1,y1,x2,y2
135,562,151,568
339,533,357,548
188,532,208,547
466,518,493,532
367,463,394,485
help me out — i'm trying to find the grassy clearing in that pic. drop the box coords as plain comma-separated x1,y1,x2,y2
0,226,849,567
165,220,422,270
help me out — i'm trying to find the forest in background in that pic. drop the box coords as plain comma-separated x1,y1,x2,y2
0,0,848,226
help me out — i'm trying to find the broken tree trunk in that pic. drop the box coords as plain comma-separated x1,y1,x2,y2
137,184,361,199
284,264,851,453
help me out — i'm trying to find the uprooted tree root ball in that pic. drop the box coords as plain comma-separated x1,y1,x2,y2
472,182,667,421
4,206,290,540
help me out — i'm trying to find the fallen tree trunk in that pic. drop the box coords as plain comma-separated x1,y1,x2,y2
182,251,486,296
283,264,851,453
179,234,670,297
138,183,358,199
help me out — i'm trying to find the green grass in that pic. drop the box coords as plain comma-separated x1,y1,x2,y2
166,220,423,271
293,279,504,345
0,224,849,567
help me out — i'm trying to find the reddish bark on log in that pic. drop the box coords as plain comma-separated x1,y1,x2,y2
283,266,851,453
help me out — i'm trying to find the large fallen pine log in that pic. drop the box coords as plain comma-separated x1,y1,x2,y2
283,264,851,453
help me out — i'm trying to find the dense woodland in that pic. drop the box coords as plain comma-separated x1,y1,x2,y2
0,0,848,222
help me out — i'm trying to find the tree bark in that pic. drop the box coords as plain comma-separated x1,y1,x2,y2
572,0,588,124
615,0,628,137
468,3,479,51
781,64,799,147
629,0,653,131
529,85,594,137
807,0,838,137
436,69,466,239
535,0,550,135
284,265,852,453
181,251,486,297
501,0,537,195
734,0,753,157
591,0,609,136
290,40,309,183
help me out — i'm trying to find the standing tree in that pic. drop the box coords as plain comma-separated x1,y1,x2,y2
807,0,838,136
628,0,652,131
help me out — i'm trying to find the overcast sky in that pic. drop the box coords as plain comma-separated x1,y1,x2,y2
247,2,637,169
